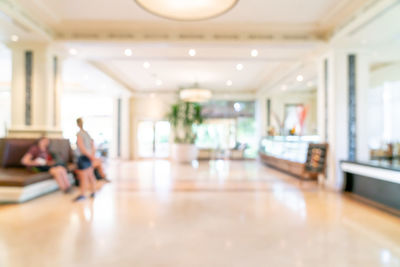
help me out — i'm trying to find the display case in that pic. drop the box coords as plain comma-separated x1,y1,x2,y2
259,136,320,180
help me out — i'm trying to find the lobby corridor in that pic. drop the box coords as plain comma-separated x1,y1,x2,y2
0,160,399,267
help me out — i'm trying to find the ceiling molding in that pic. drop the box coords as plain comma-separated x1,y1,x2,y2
330,0,398,41
55,31,324,44
0,0,53,40
76,57,300,63
256,43,327,96
317,0,370,38
28,0,62,24
88,60,137,93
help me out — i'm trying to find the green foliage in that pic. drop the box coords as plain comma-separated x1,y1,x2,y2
166,101,204,144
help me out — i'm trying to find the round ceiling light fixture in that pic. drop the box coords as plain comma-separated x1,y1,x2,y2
180,88,212,103
135,0,238,21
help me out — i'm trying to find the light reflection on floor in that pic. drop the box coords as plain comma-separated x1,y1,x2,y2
0,159,399,267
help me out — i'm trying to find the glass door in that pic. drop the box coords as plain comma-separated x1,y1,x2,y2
154,121,171,158
137,120,170,158
138,121,155,158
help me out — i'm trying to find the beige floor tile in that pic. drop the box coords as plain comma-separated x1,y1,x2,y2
0,160,399,267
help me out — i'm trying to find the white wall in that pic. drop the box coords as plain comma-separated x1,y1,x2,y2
266,89,318,136
368,62,400,147
0,44,11,137
61,93,114,150
0,92,10,137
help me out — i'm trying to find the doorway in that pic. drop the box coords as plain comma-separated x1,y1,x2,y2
137,120,171,158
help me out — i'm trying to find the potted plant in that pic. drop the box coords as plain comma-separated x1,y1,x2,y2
167,101,203,163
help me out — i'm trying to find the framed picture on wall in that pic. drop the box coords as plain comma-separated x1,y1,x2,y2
283,104,304,135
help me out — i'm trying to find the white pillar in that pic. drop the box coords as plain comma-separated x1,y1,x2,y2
120,97,131,160
111,96,131,159
319,48,370,190
326,49,349,190
7,42,62,138
356,53,370,161
317,57,327,142
255,94,267,141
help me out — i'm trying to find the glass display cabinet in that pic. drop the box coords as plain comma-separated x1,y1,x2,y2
259,136,320,180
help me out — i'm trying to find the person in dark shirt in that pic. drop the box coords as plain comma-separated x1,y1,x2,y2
21,137,72,193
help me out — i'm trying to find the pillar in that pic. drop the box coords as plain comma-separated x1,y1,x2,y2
255,93,267,141
317,47,370,190
7,42,62,138
110,96,131,159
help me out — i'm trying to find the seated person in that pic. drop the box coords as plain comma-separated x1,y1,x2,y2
21,137,72,193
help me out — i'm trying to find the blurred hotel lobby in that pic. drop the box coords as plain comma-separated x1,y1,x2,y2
0,0,400,266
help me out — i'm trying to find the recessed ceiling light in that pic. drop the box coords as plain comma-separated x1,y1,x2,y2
69,48,77,56
10,35,19,42
143,61,151,69
188,49,196,57
156,79,163,86
236,63,243,71
124,48,132,56
226,80,233,86
281,85,287,91
251,49,258,57
296,75,304,82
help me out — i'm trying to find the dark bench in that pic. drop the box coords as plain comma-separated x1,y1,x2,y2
0,138,75,203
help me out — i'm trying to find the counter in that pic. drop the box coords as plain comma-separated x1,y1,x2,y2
259,136,321,180
341,160,400,212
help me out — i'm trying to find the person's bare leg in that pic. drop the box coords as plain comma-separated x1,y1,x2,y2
93,158,109,182
49,167,66,191
75,170,87,197
88,168,96,197
59,166,71,189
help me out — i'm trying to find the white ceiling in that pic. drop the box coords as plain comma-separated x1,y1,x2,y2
13,0,366,36
21,0,335,22
63,41,320,92
62,59,130,96
2,0,394,96
332,2,400,64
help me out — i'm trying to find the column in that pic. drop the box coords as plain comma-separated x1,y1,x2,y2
255,93,267,141
7,42,62,138
317,47,370,190
110,96,131,159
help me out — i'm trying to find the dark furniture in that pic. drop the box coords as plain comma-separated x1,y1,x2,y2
0,138,75,203
341,160,400,215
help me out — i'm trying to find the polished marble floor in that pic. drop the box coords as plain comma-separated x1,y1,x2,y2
0,160,400,267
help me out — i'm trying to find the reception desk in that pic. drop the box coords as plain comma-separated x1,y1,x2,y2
259,136,320,180
341,160,400,213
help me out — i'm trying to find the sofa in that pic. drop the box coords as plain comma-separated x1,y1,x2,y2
0,138,75,203
197,144,247,160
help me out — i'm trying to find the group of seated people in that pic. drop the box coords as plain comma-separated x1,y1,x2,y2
20,118,109,202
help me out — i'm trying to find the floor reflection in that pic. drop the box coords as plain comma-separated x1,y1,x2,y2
0,159,399,267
